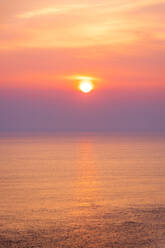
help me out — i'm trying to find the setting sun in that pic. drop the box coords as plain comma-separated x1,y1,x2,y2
79,81,94,93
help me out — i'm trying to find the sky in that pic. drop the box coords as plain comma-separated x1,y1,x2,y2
0,0,165,131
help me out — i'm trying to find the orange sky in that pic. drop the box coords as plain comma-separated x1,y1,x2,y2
0,0,165,90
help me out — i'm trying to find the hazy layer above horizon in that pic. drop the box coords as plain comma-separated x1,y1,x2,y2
0,88,165,132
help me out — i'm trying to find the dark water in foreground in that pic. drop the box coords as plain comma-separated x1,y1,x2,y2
0,133,165,247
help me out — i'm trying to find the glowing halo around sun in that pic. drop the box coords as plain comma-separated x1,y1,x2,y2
65,75,98,93
79,80,94,93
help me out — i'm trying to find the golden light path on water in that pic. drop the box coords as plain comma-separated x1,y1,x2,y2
0,133,165,247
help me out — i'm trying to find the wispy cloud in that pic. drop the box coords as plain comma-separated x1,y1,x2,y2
16,0,165,21
17,4,90,19
0,0,163,50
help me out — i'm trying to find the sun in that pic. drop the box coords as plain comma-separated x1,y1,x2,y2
79,81,94,93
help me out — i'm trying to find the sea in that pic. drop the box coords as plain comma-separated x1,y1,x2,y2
0,132,165,248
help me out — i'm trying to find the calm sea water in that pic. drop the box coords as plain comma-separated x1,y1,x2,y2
0,132,165,247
